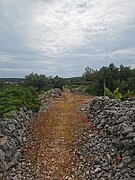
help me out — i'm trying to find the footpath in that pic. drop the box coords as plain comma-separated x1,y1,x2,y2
26,90,92,179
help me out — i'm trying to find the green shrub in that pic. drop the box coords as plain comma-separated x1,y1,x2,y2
113,88,122,100
104,87,114,99
0,85,41,118
105,87,130,100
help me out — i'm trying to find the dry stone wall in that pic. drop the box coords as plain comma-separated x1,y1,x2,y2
70,87,87,95
39,88,62,112
0,108,33,173
76,97,135,179
0,88,62,179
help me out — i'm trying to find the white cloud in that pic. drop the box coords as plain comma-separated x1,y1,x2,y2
25,0,135,56
0,0,135,77
1,0,134,56
0,53,17,62
0,68,13,71
112,47,135,57
0,55,11,62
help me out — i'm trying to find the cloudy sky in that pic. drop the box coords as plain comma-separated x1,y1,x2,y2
0,0,135,78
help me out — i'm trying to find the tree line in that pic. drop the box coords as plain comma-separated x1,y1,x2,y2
83,63,135,96
0,63,135,117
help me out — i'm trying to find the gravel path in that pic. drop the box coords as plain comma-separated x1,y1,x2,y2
24,90,92,179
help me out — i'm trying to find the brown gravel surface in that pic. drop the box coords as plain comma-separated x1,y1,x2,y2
25,90,93,179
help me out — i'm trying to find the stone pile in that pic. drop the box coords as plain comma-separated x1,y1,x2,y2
75,97,135,179
39,88,62,112
70,87,87,95
0,108,33,179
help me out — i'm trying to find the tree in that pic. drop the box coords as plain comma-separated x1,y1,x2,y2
83,63,135,96
83,66,95,81
24,73,49,91
50,75,65,91
0,80,5,90
119,64,131,82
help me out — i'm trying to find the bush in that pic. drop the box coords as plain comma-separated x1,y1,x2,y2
0,85,41,118
104,87,130,100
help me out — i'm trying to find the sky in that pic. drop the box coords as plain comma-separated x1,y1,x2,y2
0,0,135,78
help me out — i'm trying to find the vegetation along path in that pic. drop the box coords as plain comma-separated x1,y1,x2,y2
26,90,92,179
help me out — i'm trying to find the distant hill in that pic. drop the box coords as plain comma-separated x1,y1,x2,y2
0,78,24,83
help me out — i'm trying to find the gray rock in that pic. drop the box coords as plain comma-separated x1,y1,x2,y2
126,133,135,139
0,149,5,162
0,149,8,171
7,124,16,132
121,139,134,149
120,123,133,135
122,156,132,164
0,136,7,146
112,138,123,149
11,110,18,119
94,167,102,173
93,100,103,111
13,174,22,180
8,150,21,169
